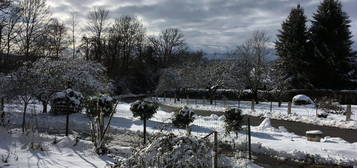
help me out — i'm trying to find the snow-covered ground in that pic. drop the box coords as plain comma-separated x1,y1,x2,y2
3,102,357,166
152,97,357,129
0,128,113,168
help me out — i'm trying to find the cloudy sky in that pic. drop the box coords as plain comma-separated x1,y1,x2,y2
47,0,357,53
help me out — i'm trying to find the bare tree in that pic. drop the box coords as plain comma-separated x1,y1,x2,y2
87,7,109,62
106,15,145,75
3,4,22,60
71,12,76,59
234,31,271,103
149,28,186,66
18,0,50,59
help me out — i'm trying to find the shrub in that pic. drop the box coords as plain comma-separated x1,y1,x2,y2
130,100,158,120
317,97,344,114
292,94,314,105
85,95,115,117
49,89,83,115
172,106,195,129
224,108,244,135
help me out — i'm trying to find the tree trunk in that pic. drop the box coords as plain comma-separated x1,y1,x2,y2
42,101,48,113
66,109,70,136
0,98,4,111
22,102,28,133
143,119,147,144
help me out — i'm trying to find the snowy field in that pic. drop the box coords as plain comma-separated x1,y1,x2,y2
152,97,357,129
2,102,357,167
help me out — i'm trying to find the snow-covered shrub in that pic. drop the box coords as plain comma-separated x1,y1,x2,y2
115,134,212,168
224,108,244,135
49,89,84,115
85,95,115,117
172,106,195,129
317,97,344,114
130,100,158,121
292,94,314,105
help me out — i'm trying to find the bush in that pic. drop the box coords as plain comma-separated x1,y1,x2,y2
224,108,244,135
317,97,344,114
85,95,115,117
292,94,314,105
115,134,212,168
49,89,83,115
130,100,158,120
172,106,195,129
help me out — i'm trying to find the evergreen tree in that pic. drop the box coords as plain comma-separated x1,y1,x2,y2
275,4,310,89
309,0,355,89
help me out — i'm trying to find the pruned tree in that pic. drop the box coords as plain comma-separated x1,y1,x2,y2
130,100,158,144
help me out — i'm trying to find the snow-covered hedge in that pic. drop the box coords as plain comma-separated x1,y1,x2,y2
172,106,195,129
317,97,344,114
224,108,244,135
292,94,314,105
85,95,115,117
115,134,212,168
49,89,83,115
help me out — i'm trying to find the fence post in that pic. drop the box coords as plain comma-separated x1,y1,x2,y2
270,101,273,112
186,95,189,105
346,104,352,121
164,93,166,102
251,100,255,112
247,118,252,160
287,102,292,115
238,100,240,109
213,131,218,168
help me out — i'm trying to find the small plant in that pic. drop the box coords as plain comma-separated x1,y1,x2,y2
172,106,195,129
86,95,115,117
130,100,158,144
224,108,244,136
86,95,118,154
317,97,344,114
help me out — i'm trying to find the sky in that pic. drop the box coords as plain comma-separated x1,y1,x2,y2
47,0,357,54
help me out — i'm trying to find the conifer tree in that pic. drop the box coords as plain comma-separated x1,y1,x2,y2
275,4,310,89
309,0,355,89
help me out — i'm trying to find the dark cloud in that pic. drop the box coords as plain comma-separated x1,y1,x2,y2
48,0,357,53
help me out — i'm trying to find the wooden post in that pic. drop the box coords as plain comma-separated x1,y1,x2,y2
287,102,292,115
66,108,70,136
251,100,255,111
213,131,218,168
248,118,252,160
186,95,189,105
315,104,319,116
0,98,4,111
346,104,352,121
270,101,273,112
238,100,240,108
164,93,166,102
143,119,147,144
174,94,177,103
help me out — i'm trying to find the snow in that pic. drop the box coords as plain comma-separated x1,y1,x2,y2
154,97,357,129
257,118,272,130
0,128,113,168
292,94,314,105
306,130,323,134
3,102,357,167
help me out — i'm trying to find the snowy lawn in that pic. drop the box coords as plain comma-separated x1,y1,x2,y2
3,102,357,167
152,97,357,129
0,128,113,168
